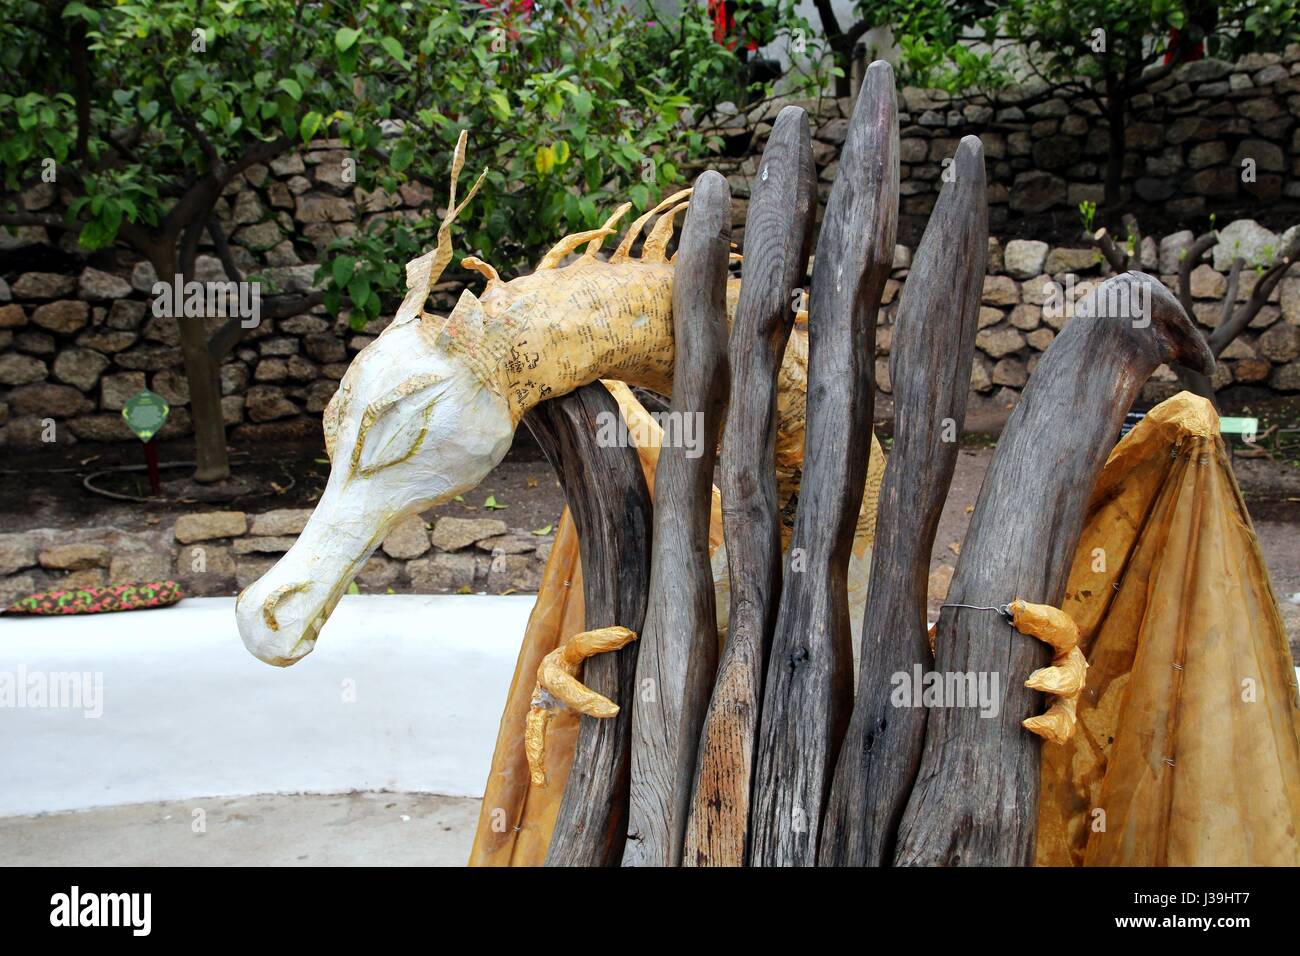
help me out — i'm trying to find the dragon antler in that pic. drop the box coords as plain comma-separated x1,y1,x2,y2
392,130,488,327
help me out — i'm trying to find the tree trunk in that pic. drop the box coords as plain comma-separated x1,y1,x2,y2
833,42,853,99
623,170,732,867
148,247,231,483
820,134,988,867
748,60,899,867
891,273,1214,866
525,383,654,867
1103,79,1126,220
683,105,818,867
180,320,231,483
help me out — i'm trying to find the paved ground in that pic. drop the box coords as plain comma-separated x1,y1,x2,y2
0,792,481,867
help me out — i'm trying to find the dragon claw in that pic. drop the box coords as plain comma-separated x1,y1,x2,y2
1009,599,1088,744
524,626,639,786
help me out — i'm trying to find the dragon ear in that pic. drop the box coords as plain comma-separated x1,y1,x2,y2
430,288,486,353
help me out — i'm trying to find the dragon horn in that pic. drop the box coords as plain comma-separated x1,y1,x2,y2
430,129,488,287
393,130,488,328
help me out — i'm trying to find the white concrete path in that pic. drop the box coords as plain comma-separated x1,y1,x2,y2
0,595,532,818
0,792,481,866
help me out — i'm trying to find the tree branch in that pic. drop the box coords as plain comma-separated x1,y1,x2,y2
69,21,92,162
1207,234,1300,355
1176,232,1218,319
1086,227,1130,273
206,217,245,284
1213,258,1243,339
206,290,326,363
0,211,66,228
224,135,294,184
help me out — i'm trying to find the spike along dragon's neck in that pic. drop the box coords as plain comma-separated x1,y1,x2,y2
425,254,812,512
427,258,750,424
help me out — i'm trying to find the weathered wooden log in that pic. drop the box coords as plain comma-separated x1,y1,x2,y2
892,272,1214,866
622,170,732,866
523,383,653,867
683,106,818,867
748,60,899,867
819,135,988,866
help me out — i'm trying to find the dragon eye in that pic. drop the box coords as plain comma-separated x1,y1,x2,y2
349,373,445,477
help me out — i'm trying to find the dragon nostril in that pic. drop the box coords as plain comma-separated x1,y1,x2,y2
261,582,310,633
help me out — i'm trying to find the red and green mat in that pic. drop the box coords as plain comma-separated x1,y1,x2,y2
3,581,184,616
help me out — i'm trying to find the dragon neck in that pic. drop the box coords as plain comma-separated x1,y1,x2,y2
433,260,702,423
428,258,807,500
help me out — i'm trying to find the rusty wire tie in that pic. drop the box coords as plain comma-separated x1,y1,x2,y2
938,602,1014,623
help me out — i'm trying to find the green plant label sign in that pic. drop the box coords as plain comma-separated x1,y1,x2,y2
121,389,170,442
1219,417,1258,442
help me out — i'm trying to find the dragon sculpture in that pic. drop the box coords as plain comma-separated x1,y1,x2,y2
234,131,897,670
233,131,1086,853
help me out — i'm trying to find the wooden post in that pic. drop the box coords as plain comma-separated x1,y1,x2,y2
892,272,1214,866
683,106,818,867
523,382,654,867
623,170,732,867
748,60,899,867
819,135,987,866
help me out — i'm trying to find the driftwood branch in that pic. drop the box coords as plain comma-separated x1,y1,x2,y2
820,134,988,867
1175,232,1218,319
623,170,732,867
683,106,818,867
523,383,653,866
891,272,1214,866
749,60,899,867
1217,258,1244,331
1174,231,1300,400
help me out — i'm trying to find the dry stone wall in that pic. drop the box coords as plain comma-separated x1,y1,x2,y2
3,49,1300,452
0,509,553,605
723,48,1300,235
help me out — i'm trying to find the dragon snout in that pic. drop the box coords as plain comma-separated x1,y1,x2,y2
236,576,334,667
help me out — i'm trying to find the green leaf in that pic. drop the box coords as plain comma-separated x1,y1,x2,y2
347,581,360,595
61,1,97,22
380,36,406,64
487,91,511,121
347,274,371,308
299,110,323,143
390,140,413,173
277,78,303,102
335,26,361,52
483,495,507,510
531,524,552,536
331,256,356,287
